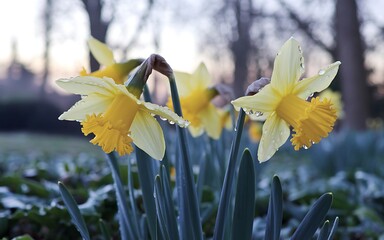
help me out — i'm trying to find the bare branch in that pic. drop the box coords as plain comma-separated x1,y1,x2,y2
277,0,335,56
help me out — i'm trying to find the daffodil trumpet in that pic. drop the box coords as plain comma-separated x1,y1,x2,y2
232,38,341,162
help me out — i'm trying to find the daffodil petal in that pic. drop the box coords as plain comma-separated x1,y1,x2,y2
130,110,165,160
174,71,194,96
293,61,341,99
88,37,115,66
191,62,210,89
231,84,280,113
59,94,112,121
199,104,221,139
258,113,290,162
56,76,119,96
141,102,189,127
270,38,304,95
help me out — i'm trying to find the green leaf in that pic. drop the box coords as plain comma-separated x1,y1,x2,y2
99,219,112,240
327,217,339,240
264,175,283,240
58,181,90,240
160,166,179,240
169,74,203,240
106,153,138,239
231,149,255,240
291,193,333,240
136,147,159,239
213,109,246,240
317,220,330,240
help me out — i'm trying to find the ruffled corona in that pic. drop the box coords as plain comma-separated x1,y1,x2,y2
276,95,337,150
81,94,138,156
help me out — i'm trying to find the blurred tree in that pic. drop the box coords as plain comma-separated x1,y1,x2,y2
81,0,112,71
81,0,154,71
41,0,53,97
230,0,254,97
335,0,370,130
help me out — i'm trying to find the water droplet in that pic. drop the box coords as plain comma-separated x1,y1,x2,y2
302,145,308,150
160,116,167,121
234,127,237,131
169,120,175,125
318,70,325,75
255,111,263,117
248,110,254,115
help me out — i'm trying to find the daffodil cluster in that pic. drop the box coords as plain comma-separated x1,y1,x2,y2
232,38,341,162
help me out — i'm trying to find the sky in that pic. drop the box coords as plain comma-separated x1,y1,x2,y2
0,0,202,91
1,0,384,93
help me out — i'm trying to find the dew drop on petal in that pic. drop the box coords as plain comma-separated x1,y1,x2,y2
169,120,175,125
160,116,167,121
255,111,263,117
318,69,325,75
302,145,308,150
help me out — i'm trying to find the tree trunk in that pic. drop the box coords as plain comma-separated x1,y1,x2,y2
335,0,369,130
231,0,253,97
41,0,52,98
82,0,109,72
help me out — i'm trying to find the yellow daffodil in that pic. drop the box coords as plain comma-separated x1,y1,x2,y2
232,38,341,162
57,76,188,160
248,121,262,143
167,63,222,139
81,37,141,85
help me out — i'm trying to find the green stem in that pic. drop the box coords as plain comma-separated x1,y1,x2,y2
169,73,203,240
213,109,246,240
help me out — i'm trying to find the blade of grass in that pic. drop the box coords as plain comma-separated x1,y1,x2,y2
231,149,255,240
136,148,159,239
213,109,246,240
106,153,138,239
127,157,142,238
154,175,170,240
160,165,180,240
99,219,112,240
264,175,283,240
58,181,90,240
317,220,330,240
291,193,333,240
327,217,339,240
